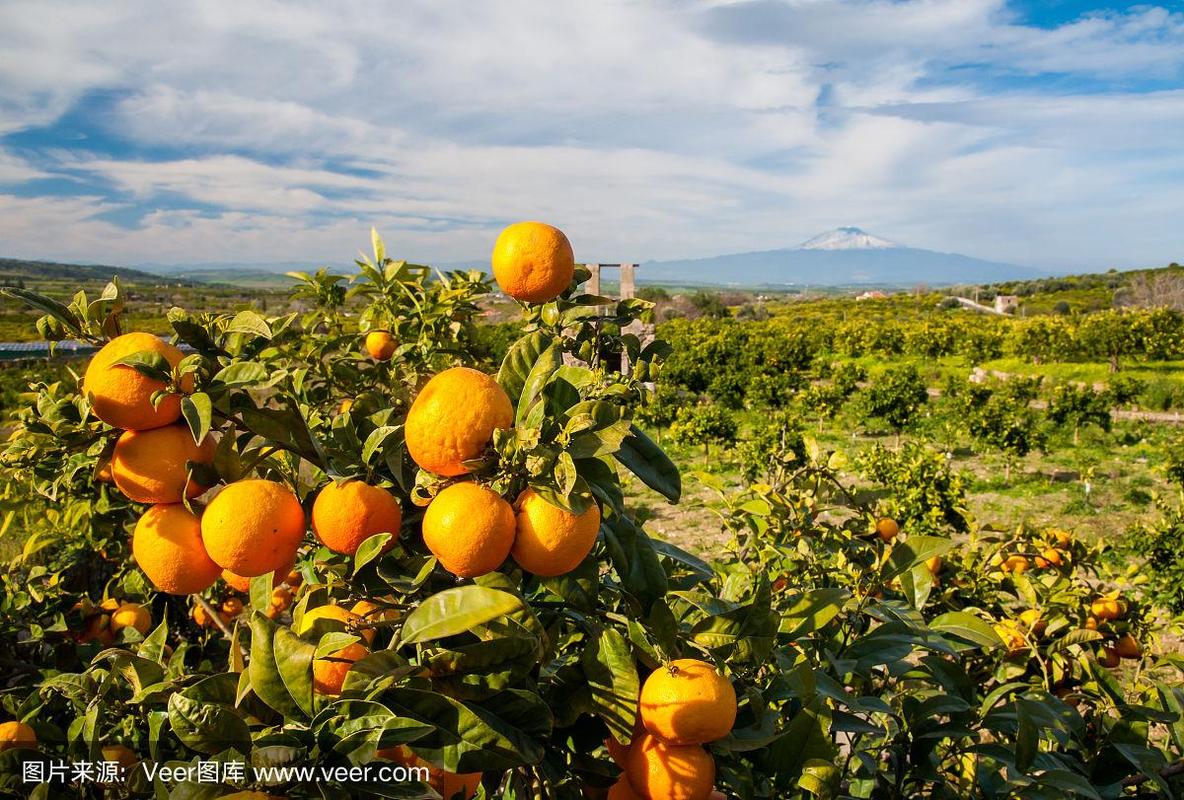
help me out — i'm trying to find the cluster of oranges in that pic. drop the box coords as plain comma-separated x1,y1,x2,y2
1087,596,1142,666
992,528,1073,575
70,597,151,646
600,659,737,800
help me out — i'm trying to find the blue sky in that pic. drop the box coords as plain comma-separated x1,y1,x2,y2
0,0,1181,271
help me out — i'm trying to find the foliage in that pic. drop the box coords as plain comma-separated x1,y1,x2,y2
668,403,738,455
855,441,972,535
1047,384,1114,443
857,364,929,434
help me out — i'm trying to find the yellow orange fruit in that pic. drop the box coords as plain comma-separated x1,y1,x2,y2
875,518,899,542
422,482,516,578
101,744,138,771
1084,616,1099,631
376,745,482,800
221,598,244,619
491,221,575,304
311,480,402,555
1050,529,1072,548
624,733,715,800
202,480,305,578
297,605,369,696
82,332,191,430
1115,633,1142,659
111,603,151,635
640,659,737,745
99,598,121,613
1019,609,1047,638
133,503,221,595
339,399,354,415
0,721,37,751
364,331,397,360
404,367,513,477
266,587,294,620
192,603,217,629
111,425,216,504
1090,598,1124,621
350,598,397,643
512,488,601,577
925,556,942,575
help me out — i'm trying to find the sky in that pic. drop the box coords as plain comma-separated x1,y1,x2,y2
0,0,1181,271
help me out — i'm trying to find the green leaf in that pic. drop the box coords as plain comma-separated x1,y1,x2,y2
497,331,555,404
928,611,1003,650
354,532,393,574
603,515,667,614
181,393,212,445
515,342,563,426
112,350,171,382
226,310,272,339
882,535,955,581
0,287,83,334
248,612,304,719
582,627,639,744
362,426,401,465
780,589,850,640
399,586,525,645
273,626,316,718
166,692,250,755
763,696,834,782
249,572,276,615
212,361,268,386
615,425,681,503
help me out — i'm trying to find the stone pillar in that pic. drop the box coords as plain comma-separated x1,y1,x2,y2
588,263,601,296
619,263,635,299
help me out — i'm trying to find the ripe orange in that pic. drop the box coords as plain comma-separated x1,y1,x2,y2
0,721,37,751
266,587,294,620
133,504,221,595
925,556,942,575
101,744,138,771
221,598,244,619
192,603,218,629
311,480,402,555
875,518,899,542
1090,598,1124,621
640,659,737,745
1115,633,1142,659
364,331,397,360
202,480,306,578
297,605,369,696
350,598,397,643
1099,646,1121,668
111,425,216,504
422,482,516,578
491,221,575,303
111,603,151,635
512,489,601,577
82,332,191,431
222,555,294,592
624,733,715,800
607,776,645,800
376,745,482,800
1084,616,1099,631
1000,555,1030,574
1050,528,1072,548
1034,548,1063,569
404,367,513,477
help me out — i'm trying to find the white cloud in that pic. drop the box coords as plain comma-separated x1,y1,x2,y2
0,0,1180,269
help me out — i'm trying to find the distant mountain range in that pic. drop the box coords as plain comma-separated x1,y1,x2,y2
639,227,1044,287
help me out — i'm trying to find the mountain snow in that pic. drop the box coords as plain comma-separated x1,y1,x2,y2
798,227,900,250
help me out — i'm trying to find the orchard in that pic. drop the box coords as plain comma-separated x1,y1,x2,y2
1,221,1183,800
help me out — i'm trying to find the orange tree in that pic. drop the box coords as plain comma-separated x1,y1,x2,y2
0,225,1183,800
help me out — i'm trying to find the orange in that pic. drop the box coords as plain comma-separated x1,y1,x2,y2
222,556,294,593
422,482,516,578
297,605,369,695
82,332,191,430
1018,609,1047,638
111,603,151,635
1099,646,1121,668
202,480,305,578
221,598,244,619
311,480,402,555
405,367,513,477
133,504,221,595
491,221,575,303
1115,633,1142,659
1050,529,1072,548
0,721,36,751
112,425,216,504
875,518,899,542
192,603,218,629
101,744,138,771
994,622,1026,655
624,733,715,800
925,556,942,575
79,614,113,645
607,776,645,800
376,745,481,800
1034,548,1063,569
266,587,294,620
350,598,397,643
1090,598,1124,621
512,488,601,577
339,399,354,415
364,331,397,360
1000,555,1029,574
1084,616,1099,631
640,659,737,745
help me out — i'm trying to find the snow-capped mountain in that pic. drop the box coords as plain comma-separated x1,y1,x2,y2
641,228,1043,287
798,227,899,251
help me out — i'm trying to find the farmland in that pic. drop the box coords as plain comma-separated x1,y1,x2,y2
2,242,1184,798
